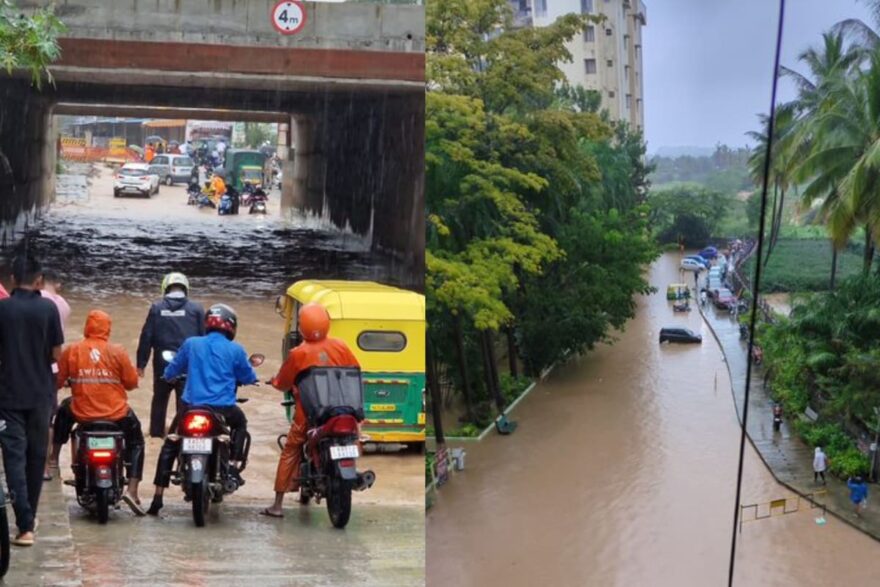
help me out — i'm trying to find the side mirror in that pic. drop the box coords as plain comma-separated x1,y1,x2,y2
161,350,176,362
249,354,266,367
275,295,286,317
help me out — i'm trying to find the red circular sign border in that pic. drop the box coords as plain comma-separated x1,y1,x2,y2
270,0,307,36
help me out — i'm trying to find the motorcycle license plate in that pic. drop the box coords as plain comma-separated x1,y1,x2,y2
87,437,115,449
329,445,359,460
181,437,212,454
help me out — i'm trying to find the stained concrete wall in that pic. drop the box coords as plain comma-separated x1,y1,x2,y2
21,0,424,52
0,80,54,245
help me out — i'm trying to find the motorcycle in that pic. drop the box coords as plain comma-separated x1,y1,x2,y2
186,181,201,206
242,186,268,214
772,404,783,432
64,420,127,524
739,323,749,339
218,190,239,216
284,367,376,529
752,345,764,365
161,350,265,527
673,301,691,312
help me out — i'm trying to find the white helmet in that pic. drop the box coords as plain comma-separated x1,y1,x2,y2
161,272,189,295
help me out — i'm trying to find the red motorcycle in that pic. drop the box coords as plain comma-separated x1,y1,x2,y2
283,367,375,529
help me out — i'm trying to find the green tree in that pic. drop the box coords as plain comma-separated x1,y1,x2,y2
648,183,728,246
426,0,657,428
0,0,65,89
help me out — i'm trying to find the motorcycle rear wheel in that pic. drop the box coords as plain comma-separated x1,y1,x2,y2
96,489,110,525
192,479,210,527
326,476,352,529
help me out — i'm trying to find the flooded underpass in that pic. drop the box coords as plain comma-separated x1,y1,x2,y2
427,252,879,586
4,165,424,586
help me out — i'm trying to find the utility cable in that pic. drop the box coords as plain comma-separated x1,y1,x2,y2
728,0,786,585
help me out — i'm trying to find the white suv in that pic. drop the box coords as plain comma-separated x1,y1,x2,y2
114,163,160,198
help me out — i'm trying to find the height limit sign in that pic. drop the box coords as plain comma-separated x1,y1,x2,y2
271,0,306,35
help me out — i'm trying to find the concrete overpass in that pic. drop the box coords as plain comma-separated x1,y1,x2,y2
0,0,424,278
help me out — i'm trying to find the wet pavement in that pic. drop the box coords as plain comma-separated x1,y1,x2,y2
1,164,424,586
427,252,879,587
699,283,880,540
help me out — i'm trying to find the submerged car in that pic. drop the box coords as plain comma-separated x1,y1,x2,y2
714,288,737,309
680,258,704,272
685,255,710,269
659,327,702,344
113,163,159,198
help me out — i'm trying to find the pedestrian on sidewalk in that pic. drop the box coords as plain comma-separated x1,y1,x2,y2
0,254,64,547
813,447,828,484
700,289,707,308
847,475,869,517
39,269,71,481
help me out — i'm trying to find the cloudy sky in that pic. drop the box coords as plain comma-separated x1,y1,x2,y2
642,0,875,152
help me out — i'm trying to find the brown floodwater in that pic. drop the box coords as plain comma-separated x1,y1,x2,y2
427,252,878,586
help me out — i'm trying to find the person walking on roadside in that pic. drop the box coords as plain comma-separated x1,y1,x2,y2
0,254,64,546
39,269,72,480
51,310,147,515
847,475,869,516
136,273,204,438
813,447,828,484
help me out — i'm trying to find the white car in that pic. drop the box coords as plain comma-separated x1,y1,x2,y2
680,258,704,272
114,163,160,198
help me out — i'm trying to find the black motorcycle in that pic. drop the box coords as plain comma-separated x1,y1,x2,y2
162,350,264,527
242,186,268,214
65,421,127,524
772,404,783,432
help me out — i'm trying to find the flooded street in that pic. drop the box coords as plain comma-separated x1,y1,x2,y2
8,165,423,586
427,252,878,586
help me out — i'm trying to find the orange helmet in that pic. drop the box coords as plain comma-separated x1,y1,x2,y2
298,303,330,342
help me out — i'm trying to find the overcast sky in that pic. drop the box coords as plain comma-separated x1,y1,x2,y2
643,0,875,152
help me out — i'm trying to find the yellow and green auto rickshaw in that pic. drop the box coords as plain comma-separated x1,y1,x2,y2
276,280,426,450
666,283,691,300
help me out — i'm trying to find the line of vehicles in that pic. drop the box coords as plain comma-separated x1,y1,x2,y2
61,280,425,528
112,147,281,203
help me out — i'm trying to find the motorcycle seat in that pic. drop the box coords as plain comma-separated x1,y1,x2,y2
76,420,123,434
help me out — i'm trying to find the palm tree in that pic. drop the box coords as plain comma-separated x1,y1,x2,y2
783,32,863,287
796,48,880,275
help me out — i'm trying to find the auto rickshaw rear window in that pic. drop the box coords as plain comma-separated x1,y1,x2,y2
357,331,407,352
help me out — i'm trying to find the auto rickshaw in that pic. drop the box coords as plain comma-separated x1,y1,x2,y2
666,283,690,300
276,280,426,451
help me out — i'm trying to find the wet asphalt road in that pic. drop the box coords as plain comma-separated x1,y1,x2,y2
68,503,424,587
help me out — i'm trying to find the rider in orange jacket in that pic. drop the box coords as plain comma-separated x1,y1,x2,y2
52,310,146,515
260,303,359,518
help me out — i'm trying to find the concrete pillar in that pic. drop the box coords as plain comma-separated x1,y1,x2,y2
0,80,54,244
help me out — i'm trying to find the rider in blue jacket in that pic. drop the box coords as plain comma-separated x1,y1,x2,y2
146,304,258,516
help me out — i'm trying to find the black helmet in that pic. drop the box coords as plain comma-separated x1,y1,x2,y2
205,303,238,340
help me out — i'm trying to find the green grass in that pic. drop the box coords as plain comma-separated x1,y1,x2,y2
743,238,864,292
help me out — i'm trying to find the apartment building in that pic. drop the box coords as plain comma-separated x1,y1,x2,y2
510,0,646,130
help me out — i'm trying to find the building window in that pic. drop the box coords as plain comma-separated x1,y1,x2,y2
626,94,633,109
606,28,613,36
625,65,630,81
608,90,615,98
580,0,593,13
584,26,595,42
624,34,630,48
585,59,597,74
607,59,613,67
536,0,547,16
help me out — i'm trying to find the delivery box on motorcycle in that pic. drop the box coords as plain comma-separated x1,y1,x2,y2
296,367,365,425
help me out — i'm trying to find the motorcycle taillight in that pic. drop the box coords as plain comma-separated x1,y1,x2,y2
182,412,213,436
88,450,115,464
325,416,359,436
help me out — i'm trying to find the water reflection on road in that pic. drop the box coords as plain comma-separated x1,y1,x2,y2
427,252,878,587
